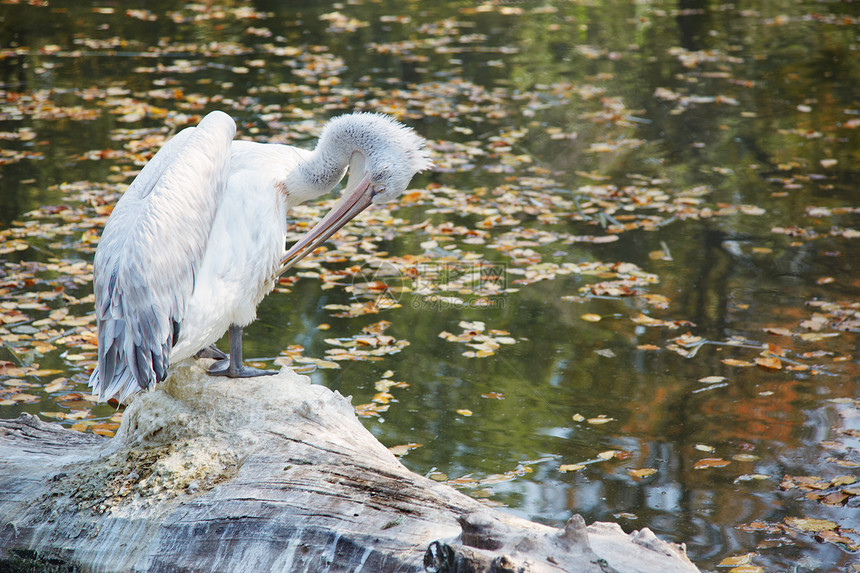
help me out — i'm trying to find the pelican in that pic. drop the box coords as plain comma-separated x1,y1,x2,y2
89,110,431,403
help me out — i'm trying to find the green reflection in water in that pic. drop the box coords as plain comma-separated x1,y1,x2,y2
1,0,858,569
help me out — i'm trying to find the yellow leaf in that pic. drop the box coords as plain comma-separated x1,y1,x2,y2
456,409,473,416
784,517,837,532
372,391,393,404
694,457,730,469
718,552,755,567
722,358,753,367
559,464,585,472
388,443,422,457
754,356,782,370
64,409,91,420
581,313,602,322
45,378,69,394
597,450,618,460
740,205,765,215
628,468,657,479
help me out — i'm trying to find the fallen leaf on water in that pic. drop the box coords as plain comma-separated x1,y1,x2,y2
816,530,858,550
831,475,857,487
481,392,504,399
722,358,753,367
559,464,585,472
754,356,782,370
694,457,730,469
740,205,765,216
734,474,771,483
718,553,755,567
388,443,422,457
43,378,69,393
764,327,792,336
456,409,473,416
822,491,848,505
581,313,602,322
628,468,657,479
784,517,837,532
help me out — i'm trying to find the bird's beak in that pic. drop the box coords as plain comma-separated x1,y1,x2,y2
279,171,374,276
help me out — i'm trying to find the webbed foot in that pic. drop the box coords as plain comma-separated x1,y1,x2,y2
196,345,228,360
206,324,278,378
208,359,278,378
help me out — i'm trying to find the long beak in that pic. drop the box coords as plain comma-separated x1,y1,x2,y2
278,171,374,276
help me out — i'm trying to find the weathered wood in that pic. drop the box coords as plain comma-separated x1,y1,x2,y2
0,360,699,572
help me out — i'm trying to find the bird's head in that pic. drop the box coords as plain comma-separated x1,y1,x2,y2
280,113,432,274
336,112,433,204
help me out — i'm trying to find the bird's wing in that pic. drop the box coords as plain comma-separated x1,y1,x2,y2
90,111,236,401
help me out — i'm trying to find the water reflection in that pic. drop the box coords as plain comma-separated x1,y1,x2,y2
1,0,858,570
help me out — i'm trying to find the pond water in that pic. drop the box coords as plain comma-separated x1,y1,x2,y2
1,1,858,570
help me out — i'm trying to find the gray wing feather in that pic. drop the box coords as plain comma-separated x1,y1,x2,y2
89,111,236,401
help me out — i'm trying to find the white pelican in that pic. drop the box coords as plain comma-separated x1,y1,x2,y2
89,110,431,402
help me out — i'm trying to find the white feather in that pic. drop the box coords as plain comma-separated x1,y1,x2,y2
89,111,431,402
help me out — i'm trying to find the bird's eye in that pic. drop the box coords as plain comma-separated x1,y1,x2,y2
372,186,385,198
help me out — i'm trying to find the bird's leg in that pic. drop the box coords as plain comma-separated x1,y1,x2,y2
195,345,227,360
208,324,278,378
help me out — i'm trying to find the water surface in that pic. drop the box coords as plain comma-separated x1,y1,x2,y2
1,1,858,570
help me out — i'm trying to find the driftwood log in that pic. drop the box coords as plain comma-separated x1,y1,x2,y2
0,360,699,572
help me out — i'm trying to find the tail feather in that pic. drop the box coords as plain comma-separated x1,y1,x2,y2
89,356,155,403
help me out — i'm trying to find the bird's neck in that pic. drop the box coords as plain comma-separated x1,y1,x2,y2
284,132,365,207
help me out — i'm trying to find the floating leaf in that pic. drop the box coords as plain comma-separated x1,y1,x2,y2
784,517,838,532
694,458,730,469
722,358,753,367
559,464,585,473
754,356,782,370
388,443,422,457
718,553,755,567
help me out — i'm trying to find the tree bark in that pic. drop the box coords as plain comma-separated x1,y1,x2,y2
0,360,699,572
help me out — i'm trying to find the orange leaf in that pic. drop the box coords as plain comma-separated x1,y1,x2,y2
694,458,731,469
755,356,782,370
